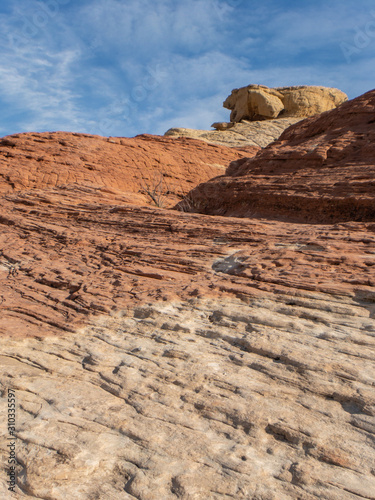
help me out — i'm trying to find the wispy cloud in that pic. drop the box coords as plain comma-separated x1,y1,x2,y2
0,0,374,137
0,47,82,133
0,1,85,133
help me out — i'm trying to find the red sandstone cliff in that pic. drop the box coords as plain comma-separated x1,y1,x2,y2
176,89,375,223
0,131,258,207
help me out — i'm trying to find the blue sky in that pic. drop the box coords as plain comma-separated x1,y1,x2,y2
0,0,374,138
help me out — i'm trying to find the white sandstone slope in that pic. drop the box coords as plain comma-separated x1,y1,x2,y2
1,292,375,499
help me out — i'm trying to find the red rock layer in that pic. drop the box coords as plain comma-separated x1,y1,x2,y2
1,186,374,337
176,90,375,223
0,131,258,207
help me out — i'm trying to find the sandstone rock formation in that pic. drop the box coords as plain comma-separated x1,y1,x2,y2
165,117,300,147
1,89,375,499
0,131,257,208
177,89,375,223
224,84,348,122
0,185,375,499
165,85,347,149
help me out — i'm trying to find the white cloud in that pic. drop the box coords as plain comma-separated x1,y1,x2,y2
0,0,374,137
77,0,226,56
0,45,82,131
0,2,86,133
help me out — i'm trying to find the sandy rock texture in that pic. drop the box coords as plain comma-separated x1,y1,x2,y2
1,88,375,499
164,117,300,148
0,132,257,208
224,84,348,122
177,89,375,223
1,292,375,499
0,185,375,499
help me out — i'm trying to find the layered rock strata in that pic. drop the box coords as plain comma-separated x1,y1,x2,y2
0,132,257,207
176,89,375,223
165,117,300,148
0,185,375,498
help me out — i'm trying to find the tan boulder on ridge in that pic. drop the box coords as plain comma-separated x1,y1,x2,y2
224,84,348,122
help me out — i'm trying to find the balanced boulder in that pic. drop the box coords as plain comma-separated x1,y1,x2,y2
224,84,348,122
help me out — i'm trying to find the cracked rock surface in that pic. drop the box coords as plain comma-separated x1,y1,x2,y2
0,131,257,208
1,291,375,499
0,185,375,499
